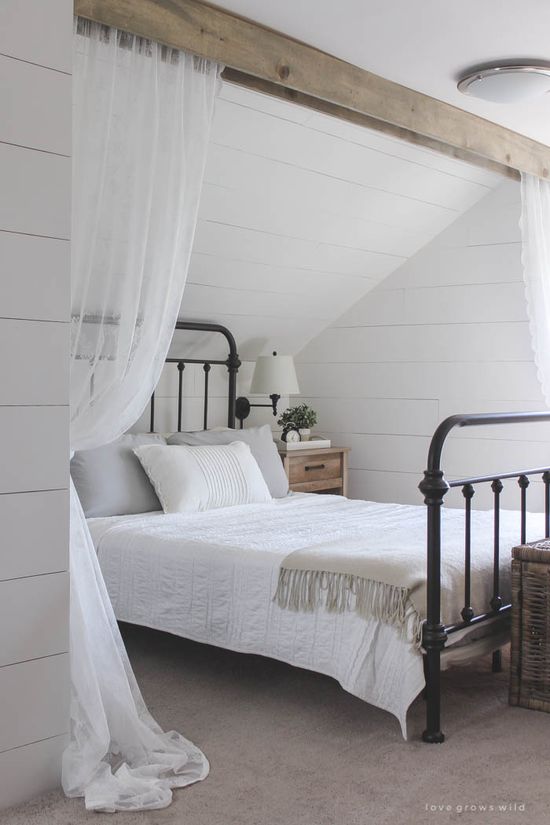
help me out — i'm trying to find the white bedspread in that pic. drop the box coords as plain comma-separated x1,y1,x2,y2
89,494,545,738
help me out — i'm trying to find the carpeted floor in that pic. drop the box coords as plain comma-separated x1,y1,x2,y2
3,624,549,825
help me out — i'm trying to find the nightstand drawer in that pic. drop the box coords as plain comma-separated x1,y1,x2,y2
279,446,350,497
291,477,343,494
288,455,341,484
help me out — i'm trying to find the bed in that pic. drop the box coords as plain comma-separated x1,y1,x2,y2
74,321,550,742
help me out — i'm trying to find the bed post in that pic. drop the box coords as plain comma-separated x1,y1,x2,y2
227,351,240,429
419,466,449,743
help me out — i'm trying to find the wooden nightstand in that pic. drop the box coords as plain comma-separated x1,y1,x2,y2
278,446,350,496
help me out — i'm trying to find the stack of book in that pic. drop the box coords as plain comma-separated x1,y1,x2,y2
277,437,331,452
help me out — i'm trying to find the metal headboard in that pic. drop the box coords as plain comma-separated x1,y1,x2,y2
149,321,241,432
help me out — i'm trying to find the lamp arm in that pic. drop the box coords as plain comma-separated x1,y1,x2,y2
235,393,282,428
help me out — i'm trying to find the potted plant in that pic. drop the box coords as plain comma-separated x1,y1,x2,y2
277,403,317,441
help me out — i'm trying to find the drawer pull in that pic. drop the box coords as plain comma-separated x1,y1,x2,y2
305,463,326,471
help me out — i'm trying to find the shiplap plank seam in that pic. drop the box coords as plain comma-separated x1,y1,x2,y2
0,52,71,77
208,139,480,212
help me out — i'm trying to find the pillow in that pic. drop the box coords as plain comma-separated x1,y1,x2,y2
134,441,272,513
71,433,166,518
167,424,289,498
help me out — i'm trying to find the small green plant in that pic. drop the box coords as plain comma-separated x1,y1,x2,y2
277,403,317,431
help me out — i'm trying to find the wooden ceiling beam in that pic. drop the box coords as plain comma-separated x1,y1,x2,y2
74,0,549,180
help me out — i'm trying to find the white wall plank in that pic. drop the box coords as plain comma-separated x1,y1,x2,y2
0,573,69,667
348,468,421,505
297,181,548,508
0,320,68,405
0,232,70,322
379,241,522,290
0,491,68,581
0,0,72,73
303,114,499,187
300,321,532,364
185,83,500,361
439,180,520,248
300,397,438,436
212,99,494,212
0,655,69,753
325,431,430,474
297,361,542,403
182,282,337,321
0,56,71,155
219,82,312,124
402,282,527,326
0,735,67,811
0,0,71,799
203,146,441,253
193,219,398,278
0,407,69,494
0,144,70,239
188,251,368,301
336,281,527,327
220,82,498,188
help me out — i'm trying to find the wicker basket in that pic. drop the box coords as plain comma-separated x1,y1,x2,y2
510,539,550,712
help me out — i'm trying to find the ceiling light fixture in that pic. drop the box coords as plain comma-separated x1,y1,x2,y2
457,63,550,103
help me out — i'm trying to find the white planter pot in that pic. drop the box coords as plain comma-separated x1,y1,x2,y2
298,428,311,441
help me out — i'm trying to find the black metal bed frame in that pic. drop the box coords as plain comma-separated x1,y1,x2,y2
420,411,550,743
148,323,550,744
149,320,241,432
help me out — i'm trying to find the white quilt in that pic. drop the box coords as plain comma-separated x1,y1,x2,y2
89,494,545,738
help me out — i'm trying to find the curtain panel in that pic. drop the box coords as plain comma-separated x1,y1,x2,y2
521,173,550,408
65,19,220,811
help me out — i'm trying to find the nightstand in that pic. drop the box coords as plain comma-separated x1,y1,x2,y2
278,446,350,496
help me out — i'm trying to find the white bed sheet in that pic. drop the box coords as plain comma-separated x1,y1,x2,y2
90,494,545,738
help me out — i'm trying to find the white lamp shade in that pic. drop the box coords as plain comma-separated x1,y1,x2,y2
249,354,300,395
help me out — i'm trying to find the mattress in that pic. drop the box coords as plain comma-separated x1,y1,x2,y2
90,493,545,738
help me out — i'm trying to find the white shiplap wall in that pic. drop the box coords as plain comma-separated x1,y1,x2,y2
0,0,71,808
180,82,502,362
297,180,550,511
149,82,503,434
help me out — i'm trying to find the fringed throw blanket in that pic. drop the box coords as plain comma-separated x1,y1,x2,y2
274,498,536,649
275,537,426,647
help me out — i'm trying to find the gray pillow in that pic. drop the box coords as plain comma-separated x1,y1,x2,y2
167,425,288,498
71,433,166,517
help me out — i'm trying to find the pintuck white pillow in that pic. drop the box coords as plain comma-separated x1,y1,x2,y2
133,441,273,513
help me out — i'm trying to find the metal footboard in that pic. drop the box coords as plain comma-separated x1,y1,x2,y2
419,411,550,743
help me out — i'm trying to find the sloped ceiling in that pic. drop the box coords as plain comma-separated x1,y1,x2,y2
179,80,501,360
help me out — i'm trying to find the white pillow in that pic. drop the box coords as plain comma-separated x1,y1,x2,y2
133,441,272,513
167,424,289,498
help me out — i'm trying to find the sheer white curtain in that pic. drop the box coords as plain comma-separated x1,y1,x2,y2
64,19,220,811
521,173,550,407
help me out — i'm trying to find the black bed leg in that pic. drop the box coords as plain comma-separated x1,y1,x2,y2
419,467,449,744
422,631,446,743
492,649,502,673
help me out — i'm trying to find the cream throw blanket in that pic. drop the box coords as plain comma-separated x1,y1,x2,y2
276,536,427,646
275,499,546,648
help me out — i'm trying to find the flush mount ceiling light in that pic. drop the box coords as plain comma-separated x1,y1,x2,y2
457,64,550,103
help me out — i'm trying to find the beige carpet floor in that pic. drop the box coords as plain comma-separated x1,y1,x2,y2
3,624,549,825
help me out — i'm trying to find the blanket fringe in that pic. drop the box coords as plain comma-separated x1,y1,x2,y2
274,568,424,649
